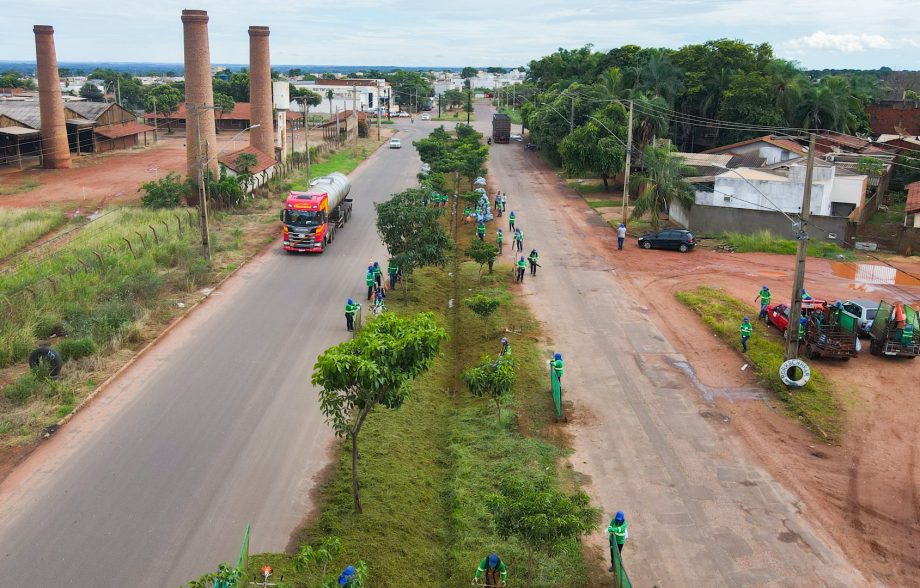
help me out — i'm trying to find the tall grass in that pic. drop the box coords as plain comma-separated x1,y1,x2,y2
0,207,204,442
289,147,373,191
0,207,68,260
677,286,841,441
721,230,855,260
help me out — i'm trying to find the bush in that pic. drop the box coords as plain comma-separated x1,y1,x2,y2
141,172,187,209
465,293,500,319
4,370,50,404
58,337,97,361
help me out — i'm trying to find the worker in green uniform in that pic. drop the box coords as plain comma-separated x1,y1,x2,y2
496,228,504,254
515,256,526,283
740,316,752,352
607,511,628,571
365,265,375,301
755,285,771,319
387,261,399,290
513,228,524,252
372,261,383,289
798,316,806,341
551,353,563,382
528,249,539,276
477,221,486,241
508,210,516,231
474,553,507,587
500,337,511,356
464,206,472,222
345,298,360,332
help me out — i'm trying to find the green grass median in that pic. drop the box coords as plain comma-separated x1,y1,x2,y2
719,230,855,260
676,286,842,442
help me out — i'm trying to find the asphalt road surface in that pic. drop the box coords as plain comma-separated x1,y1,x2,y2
0,122,426,587
472,103,864,586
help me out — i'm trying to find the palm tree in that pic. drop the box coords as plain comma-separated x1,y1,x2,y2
629,92,669,150
636,50,684,107
629,145,695,229
326,89,334,117
597,66,627,100
794,76,857,132
766,59,805,122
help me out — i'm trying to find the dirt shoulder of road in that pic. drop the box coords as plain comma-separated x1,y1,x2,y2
603,215,920,584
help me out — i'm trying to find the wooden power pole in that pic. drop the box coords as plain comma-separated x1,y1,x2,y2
621,100,633,222
784,133,817,360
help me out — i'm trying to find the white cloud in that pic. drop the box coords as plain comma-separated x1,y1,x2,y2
782,31,918,53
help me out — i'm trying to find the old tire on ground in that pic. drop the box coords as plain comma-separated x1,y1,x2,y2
779,358,811,388
869,338,881,356
642,241,652,249
679,243,689,252
28,346,63,379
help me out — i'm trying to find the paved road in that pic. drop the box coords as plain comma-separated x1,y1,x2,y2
0,123,426,587
472,104,865,587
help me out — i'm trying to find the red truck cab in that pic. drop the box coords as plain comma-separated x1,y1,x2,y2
280,172,352,253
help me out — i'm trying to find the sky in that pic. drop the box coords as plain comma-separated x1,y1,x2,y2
5,0,920,70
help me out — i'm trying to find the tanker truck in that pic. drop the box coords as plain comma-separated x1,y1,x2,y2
280,172,353,253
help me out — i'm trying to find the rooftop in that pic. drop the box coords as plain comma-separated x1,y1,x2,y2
701,134,807,157
218,145,276,175
94,121,154,139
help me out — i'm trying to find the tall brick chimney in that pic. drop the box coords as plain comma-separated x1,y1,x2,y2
248,26,275,157
181,9,218,197
33,25,71,169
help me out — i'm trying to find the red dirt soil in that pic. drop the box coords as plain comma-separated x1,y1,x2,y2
614,243,920,585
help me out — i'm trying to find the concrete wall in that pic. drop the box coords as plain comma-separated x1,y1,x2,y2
685,204,850,243
700,175,833,216
724,142,798,165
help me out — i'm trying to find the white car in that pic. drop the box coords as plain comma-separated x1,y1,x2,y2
395,111,410,118
389,138,401,149
421,113,431,120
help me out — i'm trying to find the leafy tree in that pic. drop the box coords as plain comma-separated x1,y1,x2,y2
636,49,684,107
376,188,453,299
717,72,786,142
287,68,303,78
765,59,806,121
486,67,508,74
0,71,35,90
212,92,236,132
144,84,184,133
558,103,627,190
794,76,860,132
227,72,250,102
465,293,501,319
856,157,885,177
210,168,244,208
312,312,447,513
233,152,258,175
463,354,514,419
443,89,465,110
465,240,498,278
487,477,599,583
290,85,323,107
629,92,670,150
526,45,601,89
461,66,478,79
629,145,696,228
79,82,104,101
386,70,434,112
293,537,361,585
140,172,187,208
326,89,335,116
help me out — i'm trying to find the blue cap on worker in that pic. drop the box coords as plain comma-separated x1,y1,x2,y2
615,510,625,523
743,316,750,321
338,565,356,586
488,554,499,568
554,353,562,360
347,298,353,305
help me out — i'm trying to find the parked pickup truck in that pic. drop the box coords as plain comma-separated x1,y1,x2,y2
869,301,919,358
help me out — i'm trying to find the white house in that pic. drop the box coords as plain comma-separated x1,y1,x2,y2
701,134,807,165
694,160,868,218
290,79,392,116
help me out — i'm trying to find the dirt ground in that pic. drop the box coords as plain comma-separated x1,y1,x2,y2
611,229,920,584
0,127,324,209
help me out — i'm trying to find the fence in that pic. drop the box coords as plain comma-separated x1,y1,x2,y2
611,542,632,588
845,222,920,255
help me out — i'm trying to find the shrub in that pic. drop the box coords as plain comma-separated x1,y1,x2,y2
4,370,50,404
464,293,500,319
141,172,187,209
58,337,97,361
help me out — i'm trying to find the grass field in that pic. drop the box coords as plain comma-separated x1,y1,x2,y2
0,207,68,261
719,230,856,260
288,137,384,191
245,211,593,587
0,178,41,196
433,111,475,122
677,286,842,441
497,107,523,125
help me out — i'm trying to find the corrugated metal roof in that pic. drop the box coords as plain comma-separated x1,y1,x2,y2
94,121,154,139
66,101,113,121
0,103,41,129
0,126,40,137
218,145,276,174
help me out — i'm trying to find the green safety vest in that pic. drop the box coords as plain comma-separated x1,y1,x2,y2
365,272,375,287
759,289,771,304
798,321,805,338
552,359,563,378
497,232,503,242
477,224,485,234
740,322,752,337
509,212,516,220
529,253,538,263
517,259,526,270
608,520,628,546
345,302,359,316
464,208,471,216
388,265,398,277
373,266,382,278
514,232,522,242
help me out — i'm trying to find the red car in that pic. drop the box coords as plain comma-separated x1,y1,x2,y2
765,300,827,336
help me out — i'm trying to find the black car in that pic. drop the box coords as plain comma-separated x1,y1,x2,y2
637,229,696,252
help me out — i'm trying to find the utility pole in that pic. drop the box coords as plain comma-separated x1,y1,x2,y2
621,100,633,222
376,80,381,141
304,101,311,182
335,106,340,145
352,84,358,155
116,77,121,106
467,89,471,125
152,95,158,143
785,133,816,360
569,93,575,133
437,92,441,117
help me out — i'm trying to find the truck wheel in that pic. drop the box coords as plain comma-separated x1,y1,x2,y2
779,358,811,388
29,346,63,379
869,339,881,356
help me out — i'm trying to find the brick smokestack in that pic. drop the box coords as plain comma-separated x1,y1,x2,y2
181,9,219,198
33,25,71,169
248,26,275,157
